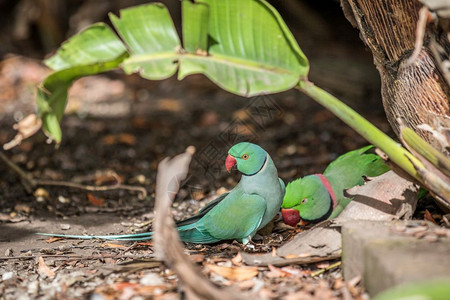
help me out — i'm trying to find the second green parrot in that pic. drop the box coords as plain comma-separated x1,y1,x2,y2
281,145,389,226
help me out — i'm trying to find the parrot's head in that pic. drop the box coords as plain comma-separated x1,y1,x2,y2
225,142,267,175
281,175,333,227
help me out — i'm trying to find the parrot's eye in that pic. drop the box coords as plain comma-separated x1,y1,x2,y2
241,154,249,160
301,198,308,204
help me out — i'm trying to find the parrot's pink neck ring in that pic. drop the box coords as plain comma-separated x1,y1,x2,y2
314,174,337,209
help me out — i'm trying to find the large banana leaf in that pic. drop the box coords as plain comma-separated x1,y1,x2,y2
36,0,309,143
109,4,181,80
178,0,308,95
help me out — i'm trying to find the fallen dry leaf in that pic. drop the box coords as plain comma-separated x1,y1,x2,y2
284,291,314,300
45,237,64,243
206,264,258,282
316,262,330,269
259,288,276,299
38,256,55,278
283,253,311,259
87,193,105,207
188,254,205,263
265,264,291,278
0,213,27,223
157,98,182,112
102,133,136,146
117,133,136,145
101,243,127,248
197,111,219,127
14,204,31,214
280,267,302,276
137,242,153,246
424,209,438,224
231,252,242,266
271,247,277,257
237,280,255,290
95,282,169,299
333,277,346,289
232,109,250,121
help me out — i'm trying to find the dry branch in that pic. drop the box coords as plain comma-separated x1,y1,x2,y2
0,151,147,198
152,146,242,300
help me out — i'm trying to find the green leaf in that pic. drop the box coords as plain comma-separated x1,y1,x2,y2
37,58,128,143
45,23,127,71
37,23,129,142
110,4,181,80
401,126,450,177
374,278,450,300
182,0,209,54
179,0,309,96
35,0,311,143
37,55,128,143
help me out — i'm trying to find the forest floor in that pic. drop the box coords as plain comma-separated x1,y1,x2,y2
0,50,442,299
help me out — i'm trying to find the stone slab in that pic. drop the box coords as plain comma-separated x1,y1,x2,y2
342,220,450,296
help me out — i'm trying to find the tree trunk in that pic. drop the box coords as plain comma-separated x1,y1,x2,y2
341,0,450,155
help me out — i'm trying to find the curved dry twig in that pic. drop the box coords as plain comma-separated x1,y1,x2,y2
153,146,242,300
0,151,147,198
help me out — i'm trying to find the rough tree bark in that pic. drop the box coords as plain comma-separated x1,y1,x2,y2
340,0,450,155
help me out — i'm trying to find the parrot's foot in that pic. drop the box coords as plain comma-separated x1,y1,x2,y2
241,235,252,245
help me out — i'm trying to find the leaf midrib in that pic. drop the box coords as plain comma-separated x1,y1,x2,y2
124,51,299,75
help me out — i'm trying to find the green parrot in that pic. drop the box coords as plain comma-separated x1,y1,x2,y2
38,142,285,244
281,145,389,226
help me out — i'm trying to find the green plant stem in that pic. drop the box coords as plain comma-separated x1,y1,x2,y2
297,81,424,182
401,127,450,178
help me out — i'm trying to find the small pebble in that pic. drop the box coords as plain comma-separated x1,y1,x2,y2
40,248,56,255
58,196,70,204
2,272,14,281
393,224,407,232
60,224,71,230
424,234,438,243
27,280,39,294
434,228,449,237
4,248,13,257
140,273,165,286
405,226,427,235
58,245,72,252
412,231,427,239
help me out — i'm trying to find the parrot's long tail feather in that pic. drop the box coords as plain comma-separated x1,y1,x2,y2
36,232,153,241
36,223,219,243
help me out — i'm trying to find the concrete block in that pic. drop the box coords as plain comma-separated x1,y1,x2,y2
342,220,450,297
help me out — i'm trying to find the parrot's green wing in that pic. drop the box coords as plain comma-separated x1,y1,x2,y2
325,145,390,219
175,192,229,227
324,145,388,190
191,191,266,244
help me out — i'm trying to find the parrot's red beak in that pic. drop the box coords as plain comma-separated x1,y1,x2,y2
225,154,237,173
281,208,301,227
